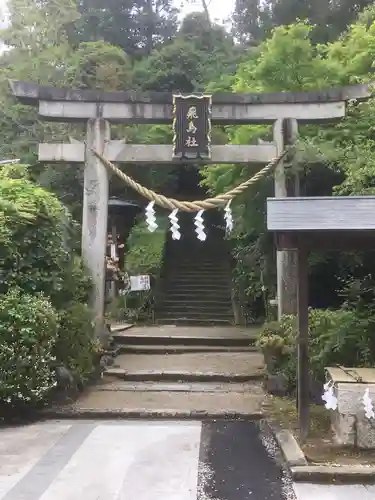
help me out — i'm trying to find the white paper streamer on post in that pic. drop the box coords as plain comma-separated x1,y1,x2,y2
224,200,233,234
322,381,338,411
168,209,181,240
194,210,206,241
145,201,158,232
363,388,375,419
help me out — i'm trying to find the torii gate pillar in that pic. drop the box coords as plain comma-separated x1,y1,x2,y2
274,118,299,318
83,119,110,337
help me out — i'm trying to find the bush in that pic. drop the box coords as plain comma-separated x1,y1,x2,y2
55,303,97,383
0,290,59,410
125,216,168,275
50,256,92,309
0,173,98,409
0,178,72,298
258,308,375,392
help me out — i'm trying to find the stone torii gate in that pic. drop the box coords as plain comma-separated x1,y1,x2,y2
9,80,373,333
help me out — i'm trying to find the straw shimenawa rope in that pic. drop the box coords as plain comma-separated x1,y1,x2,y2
91,147,290,213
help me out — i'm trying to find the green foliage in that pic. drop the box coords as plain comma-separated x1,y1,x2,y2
51,256,92,309
55,303,96,383
76,0,178,56
0,290,59,409
0,177,72,299
107,216,168,323
125,216,168,275
133,12,239,93
67,41,133,90
0,170,95,407
231,0,375,45
0,163,29,180
258,308,375,391
234,21,335,93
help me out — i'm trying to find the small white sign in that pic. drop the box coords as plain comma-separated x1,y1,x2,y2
130,275,151,291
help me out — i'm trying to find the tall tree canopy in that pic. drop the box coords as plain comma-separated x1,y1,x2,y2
231,0,375,44
76,0,178,56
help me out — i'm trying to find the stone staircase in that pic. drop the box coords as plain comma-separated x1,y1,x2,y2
47,325,266,419
156,211,234,325
46,215,266,419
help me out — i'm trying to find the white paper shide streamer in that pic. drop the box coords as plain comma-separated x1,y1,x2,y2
224,200,233,234
194,210,206,241
322,381,338,411
168,209,181,240
363,388,375,419
145,201,158,232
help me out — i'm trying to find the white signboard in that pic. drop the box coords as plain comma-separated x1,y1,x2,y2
130,275,151,291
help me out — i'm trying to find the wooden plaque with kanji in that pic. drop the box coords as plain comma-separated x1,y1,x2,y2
172,94,212,160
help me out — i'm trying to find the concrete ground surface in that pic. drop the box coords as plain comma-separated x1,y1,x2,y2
1,419,374,500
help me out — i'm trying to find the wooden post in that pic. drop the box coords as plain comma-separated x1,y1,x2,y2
109,223,118,300
273,118,299,318
297,245,310,443
82,119,110,338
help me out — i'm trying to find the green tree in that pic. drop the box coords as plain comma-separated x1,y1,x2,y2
232,0,375,45
76,0,178,56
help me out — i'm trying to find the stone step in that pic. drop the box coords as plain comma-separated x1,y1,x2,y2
117,344,259,354
158,305,232,314
48,389,264,419
157,311,233,319
166,283,230,290
167,269,230,275
169,265,230,271
155,318,233,326
168,275,230,282
166,278,230,284
166,265,228,270
163,291,231,299
160,291,232,299
112,326,259,347
164,294,231,301
95,380,263,393
105,352,264,383
160,299,231,307
166,283,230,289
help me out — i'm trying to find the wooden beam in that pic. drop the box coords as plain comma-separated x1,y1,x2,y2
37,100,346,124
297,247,310,443
275,231,375,251
38,143,278,164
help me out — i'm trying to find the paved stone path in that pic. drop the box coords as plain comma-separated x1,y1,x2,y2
2,419,374,499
